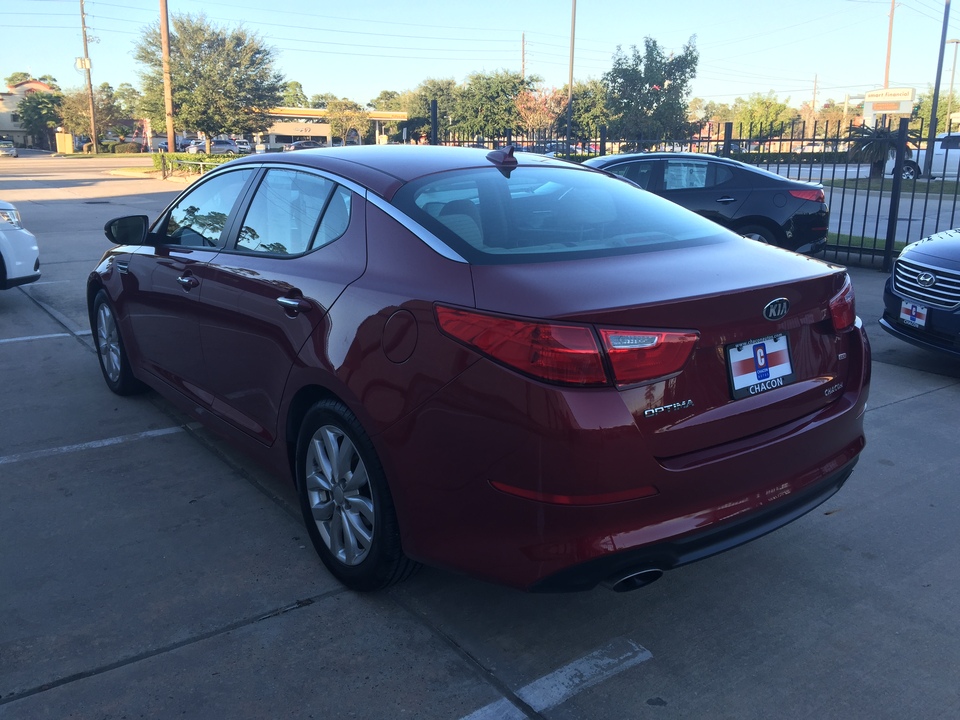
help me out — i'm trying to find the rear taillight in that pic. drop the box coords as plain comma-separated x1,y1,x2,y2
435,305,698,387
598,329,698,386
789,188,825,203
829,274,856,331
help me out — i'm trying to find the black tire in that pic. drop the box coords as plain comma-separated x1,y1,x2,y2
92,289,146,396
738,224,778,246
296,399,418,591
902,161,921,180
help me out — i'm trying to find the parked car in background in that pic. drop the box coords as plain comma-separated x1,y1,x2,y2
584,152,829,254
0,200,40,289
186,139,240,155
156,139,187,153
234,139,252,154
0,140,18,158
886,133,960,180
880,228,960,356
87,146,869,594
283,140,325,151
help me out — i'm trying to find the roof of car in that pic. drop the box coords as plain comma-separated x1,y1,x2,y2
228,145,584,200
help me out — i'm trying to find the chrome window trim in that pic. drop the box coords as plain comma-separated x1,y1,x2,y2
364,193,468,264
217,161,468,264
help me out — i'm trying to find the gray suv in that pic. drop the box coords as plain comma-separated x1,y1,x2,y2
186,139,239,155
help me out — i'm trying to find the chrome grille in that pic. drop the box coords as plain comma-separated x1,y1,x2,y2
893,257,960,310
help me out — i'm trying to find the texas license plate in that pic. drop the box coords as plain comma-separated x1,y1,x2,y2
727,334,796,400
899,300,928,328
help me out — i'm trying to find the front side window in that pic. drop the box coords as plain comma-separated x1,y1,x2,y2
235,169,350,255
161,169,254,247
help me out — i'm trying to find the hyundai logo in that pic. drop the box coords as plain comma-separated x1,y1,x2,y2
763,298,790,321
917,271,937,288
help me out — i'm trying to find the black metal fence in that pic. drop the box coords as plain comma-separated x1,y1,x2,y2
440,118,960,270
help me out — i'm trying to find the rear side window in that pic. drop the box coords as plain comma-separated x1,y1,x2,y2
662,159,733,190
235,169,350,255
391,165,728,264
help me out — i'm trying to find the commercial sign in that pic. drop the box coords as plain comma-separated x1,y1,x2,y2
864,88,916,102
863,88,916,119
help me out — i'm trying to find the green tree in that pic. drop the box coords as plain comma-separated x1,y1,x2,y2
135,13,285,150
567,78,611,137
452,71,531,138
282,81,308,107
604,37,699,144
114,83,143,117
59,86,122,142
309,92,338,109
16,91,62,149
845,124,921,178
406,78,458,140
368,90,405,138
38,75,60,91
731,91,797,136
4,71,31,87
915,86,960,133
326,99,370,144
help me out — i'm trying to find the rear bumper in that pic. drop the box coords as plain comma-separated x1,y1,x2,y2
530,456,858,592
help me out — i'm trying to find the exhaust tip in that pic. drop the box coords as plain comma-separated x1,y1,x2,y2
603,568,664,593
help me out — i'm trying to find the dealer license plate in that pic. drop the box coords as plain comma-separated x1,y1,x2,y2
726,334,796,400
899,300,928,328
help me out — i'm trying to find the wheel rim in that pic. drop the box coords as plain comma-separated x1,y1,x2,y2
305,425,375,566
96,302,122,383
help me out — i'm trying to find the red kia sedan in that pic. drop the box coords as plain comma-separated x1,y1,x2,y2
88,146,870,592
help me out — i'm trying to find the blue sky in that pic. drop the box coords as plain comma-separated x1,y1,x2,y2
5,0,960,107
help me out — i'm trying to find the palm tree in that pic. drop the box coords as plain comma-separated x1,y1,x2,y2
845,123,921,179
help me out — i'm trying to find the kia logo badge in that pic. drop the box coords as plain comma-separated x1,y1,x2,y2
917,271,937,288
763,298,790,321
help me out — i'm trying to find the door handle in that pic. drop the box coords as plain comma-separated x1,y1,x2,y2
276,296,313,313
716,196,737,204
177,275,199,289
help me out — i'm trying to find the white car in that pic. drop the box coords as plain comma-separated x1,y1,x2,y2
0,140,18,158
0,200,40,289
886,133,960,180
233,139,252,154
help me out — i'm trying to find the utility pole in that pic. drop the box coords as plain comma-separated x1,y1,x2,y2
521,32,525,80
79,0,98,154
884,0,895,88
159,0,177,154
565,0,576,156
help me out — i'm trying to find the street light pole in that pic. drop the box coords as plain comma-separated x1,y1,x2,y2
565,0,576,158
923,0,951,178
947,39,960,131
79,0,98,154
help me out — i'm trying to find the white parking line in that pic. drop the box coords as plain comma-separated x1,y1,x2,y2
0,332,72,344
0,426,186,465
460,637,653,720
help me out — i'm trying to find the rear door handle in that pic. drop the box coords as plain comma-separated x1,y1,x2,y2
276,296,313,314
716,196,737,204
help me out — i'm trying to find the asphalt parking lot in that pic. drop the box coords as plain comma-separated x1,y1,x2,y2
2,153,959,719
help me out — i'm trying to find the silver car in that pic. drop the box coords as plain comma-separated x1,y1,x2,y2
0,200,40,289
0,140,18,158
185,139,240,155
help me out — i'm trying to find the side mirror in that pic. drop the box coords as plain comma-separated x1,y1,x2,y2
104,215,150,246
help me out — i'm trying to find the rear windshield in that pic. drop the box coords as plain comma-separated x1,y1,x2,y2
391,165,730,264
